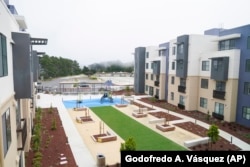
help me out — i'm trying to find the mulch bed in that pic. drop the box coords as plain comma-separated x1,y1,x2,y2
149,111,183,121
25,108,77,167
174,121,241,151
139,98,250,144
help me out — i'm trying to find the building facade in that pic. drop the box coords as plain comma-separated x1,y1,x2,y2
0,1,48,166
134,47,146,94
134,24,250,127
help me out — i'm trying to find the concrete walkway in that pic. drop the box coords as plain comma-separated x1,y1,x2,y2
36,93,250,166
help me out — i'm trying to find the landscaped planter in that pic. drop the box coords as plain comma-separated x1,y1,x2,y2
132,112,147,118
156,124,175,132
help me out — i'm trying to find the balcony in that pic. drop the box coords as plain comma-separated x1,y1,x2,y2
178,85,186,93
213,90,225,100
154,81,159,87
212,112,224,120
16,119,27,151
178,103,185,110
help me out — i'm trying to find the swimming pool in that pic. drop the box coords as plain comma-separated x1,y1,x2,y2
63,97,128,108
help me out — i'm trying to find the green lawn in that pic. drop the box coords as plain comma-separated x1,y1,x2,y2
90,106,186,150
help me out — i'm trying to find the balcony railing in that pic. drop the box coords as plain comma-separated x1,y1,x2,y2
212,112,224,120
178,103,185,110
16,119,27,151
213,90,225,100
178,85,186,93
154,81,159,87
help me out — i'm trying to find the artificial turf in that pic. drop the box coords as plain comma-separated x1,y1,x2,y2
90,106,186,150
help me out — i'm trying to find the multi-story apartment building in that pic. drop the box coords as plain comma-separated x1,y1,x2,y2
134,24,250,127
0,1,48,166
144,44,168,100
204,25,250,127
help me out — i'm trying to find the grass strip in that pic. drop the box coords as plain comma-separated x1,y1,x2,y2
90,106,186,150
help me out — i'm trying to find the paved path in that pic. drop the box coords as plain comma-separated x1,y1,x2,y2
36,93,250,166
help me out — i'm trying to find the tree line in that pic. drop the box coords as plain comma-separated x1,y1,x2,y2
39,55,134,79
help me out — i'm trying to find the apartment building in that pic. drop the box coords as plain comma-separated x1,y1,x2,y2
0,1,48,166
205,25,250,127
144,44,168,100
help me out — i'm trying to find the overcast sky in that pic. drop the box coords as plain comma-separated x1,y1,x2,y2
10,0,250,67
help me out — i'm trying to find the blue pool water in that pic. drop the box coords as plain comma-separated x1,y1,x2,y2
63,97,128,108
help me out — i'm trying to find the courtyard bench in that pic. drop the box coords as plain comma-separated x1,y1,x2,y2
184,137,209,147
149,118,165,124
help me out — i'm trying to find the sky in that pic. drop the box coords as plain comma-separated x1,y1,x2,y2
10,0,250,67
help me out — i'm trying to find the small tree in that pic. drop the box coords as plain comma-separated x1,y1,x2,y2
207,124,219,149
120,137,136,151
125,86,131,96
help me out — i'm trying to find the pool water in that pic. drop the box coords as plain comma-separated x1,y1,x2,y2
63,97,128,108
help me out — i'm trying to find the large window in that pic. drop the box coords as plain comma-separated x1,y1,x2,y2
216,81,226,91
219,39,235,50
202,61,209,71
177,44,184,54
244,82,250,95
0,33,8,77
150,74,153,80
146,63,149,69
246,59,250,72
200,97,207,108
242,106,250,120
146,52,149,58
145,74,148,80
212,59,223,71
145,85,148,91
214,102,224,115
201,79,208,89
179,95,185,105
180,78,186,87
2,108,12,156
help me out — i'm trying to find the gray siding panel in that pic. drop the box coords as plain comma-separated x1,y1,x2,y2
134,47,146,94
12,32,32,99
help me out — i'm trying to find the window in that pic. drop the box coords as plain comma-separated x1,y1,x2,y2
145,74,148,80
145,85,148,91
212,59,222,71
177,44,184,54
146,52,149,58
201,79,208,89
151,74,153,80
246,59,250,72
159,50,165,56
151,63,153,69
177,60,184,70
172,46,176,55
202,61,209,71
244,82,250,95
214,102,224,115
219,39,236,50
216,81,226,91
247,36,250,49
180,78,186,87
200,97,207,108
242,106,250,120
170,92,174,100
171,76,175,84
2,108,12,156
179,95,185,105
146,63,149,69
0,33,8,77
172,62,175,70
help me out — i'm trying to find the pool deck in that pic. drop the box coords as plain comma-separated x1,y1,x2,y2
36,93,250,167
